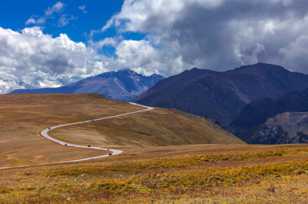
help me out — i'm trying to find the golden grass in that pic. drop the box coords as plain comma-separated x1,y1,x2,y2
51,108,243,147
0,94,242,168
1,144,308,203
0,94,139,167
2,94,304,203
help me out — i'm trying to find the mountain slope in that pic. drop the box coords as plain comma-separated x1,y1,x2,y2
0,94,243,167
12,70,163,101
252,112,308,144
138,63,308,126
231,88,308,143
51,108,244,147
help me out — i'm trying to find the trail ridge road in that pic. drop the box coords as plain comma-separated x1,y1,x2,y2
0,102,154,170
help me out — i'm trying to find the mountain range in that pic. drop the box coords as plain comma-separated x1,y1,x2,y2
12,69,163,101
13,63,308,144
138,63,308,127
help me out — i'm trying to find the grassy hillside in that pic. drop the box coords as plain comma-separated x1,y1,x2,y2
51,108,243,147
1,94,308,203
2,144,308,203
0,94,241,168
0,94,139,167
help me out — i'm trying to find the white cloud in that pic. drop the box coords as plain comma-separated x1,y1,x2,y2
45,1,64,16
58,15,76,27
90,37,120,51
0,27,110,93
25,18,36,26
0,26,173,93
25,1,73,27
114,40,160,73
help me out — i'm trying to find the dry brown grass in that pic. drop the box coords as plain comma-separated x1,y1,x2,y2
3,94,296,203
51,108,243,148
0,94,241,168
0,94,139,167
1,144,308,203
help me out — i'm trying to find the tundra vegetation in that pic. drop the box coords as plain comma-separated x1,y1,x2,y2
1,144,308,203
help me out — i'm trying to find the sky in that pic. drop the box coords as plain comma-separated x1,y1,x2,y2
0,1,123,41
1,0,308,92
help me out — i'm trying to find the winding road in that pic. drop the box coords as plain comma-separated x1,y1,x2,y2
0,102,154,170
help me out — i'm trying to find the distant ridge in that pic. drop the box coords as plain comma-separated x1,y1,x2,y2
12,69,163,101
138,63,308,126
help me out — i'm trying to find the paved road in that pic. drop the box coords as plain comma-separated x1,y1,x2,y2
0,102,154,170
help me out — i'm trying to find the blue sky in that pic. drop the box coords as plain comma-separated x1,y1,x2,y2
0,0,123,42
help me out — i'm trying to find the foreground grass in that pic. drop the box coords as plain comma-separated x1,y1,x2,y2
1,145,308,203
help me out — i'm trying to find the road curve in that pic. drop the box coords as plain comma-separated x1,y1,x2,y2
40,102,154,162
0,102,154,170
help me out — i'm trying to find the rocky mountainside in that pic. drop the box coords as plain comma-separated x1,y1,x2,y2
12,69,163,101
230,88,308,143
252,112,308,144
139,63,308,126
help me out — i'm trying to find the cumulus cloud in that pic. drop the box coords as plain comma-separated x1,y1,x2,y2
0,27,110,93
115,40,160,74
0,26,166,93
103,0,308,74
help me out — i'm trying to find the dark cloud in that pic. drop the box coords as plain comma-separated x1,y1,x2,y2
106,0,308,74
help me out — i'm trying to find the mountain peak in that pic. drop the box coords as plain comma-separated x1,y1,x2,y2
253,62,287,70
12,69,163,101
98,69,137,76
228,62,289,75
139,63,308,127
149,73,164,79
254,62,277,66
116,69,137,74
